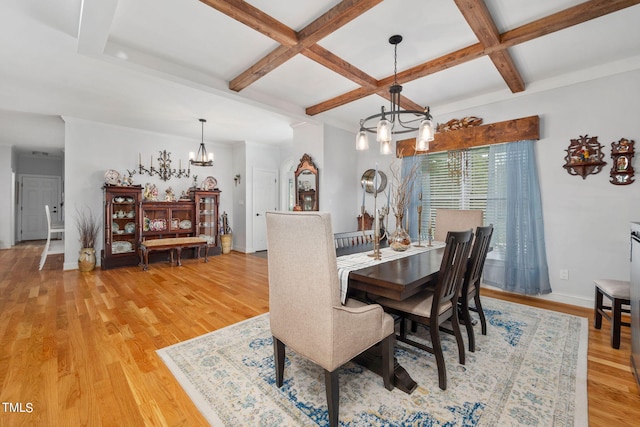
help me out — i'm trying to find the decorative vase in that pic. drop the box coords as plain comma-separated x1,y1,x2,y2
220,234,232,254
78,248,96,272
389,215,411,251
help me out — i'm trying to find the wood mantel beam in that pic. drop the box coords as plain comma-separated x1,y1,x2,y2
396,115,540,157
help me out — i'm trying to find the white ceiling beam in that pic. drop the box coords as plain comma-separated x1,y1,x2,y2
77,0,119,55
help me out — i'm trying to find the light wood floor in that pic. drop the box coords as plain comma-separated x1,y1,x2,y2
1,242,638,426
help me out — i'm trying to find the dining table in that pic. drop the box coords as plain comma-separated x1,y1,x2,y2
336,241,447,394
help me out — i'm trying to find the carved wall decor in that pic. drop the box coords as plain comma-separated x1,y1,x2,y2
436,116,483,132
563,135,606,179
609,138,635,185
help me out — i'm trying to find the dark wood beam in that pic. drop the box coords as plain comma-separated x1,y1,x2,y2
302,44,378,89
396,115,540,157
307,0,639,115
454,0,525,93
229,0,382,91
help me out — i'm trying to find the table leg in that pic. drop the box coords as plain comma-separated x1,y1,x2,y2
176,248,182,266
353,343,417,394
204,244,209,263
142,248,150,271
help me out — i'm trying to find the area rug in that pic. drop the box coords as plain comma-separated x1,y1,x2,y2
157,297,588,426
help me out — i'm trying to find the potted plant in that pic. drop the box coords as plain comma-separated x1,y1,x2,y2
75,206,100,272
219,211,233,254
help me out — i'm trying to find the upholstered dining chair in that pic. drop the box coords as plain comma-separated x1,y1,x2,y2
594,279,631,349
434,209,483,242
373,229,473,391
458,225,494,352
266,211,395,427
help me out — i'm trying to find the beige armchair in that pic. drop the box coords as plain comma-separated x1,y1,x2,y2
434,209,483,242
266,211,394,427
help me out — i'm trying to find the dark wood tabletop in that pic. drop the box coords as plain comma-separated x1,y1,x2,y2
336,244,445,301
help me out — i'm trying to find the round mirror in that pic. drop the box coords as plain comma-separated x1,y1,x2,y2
361,169,387,194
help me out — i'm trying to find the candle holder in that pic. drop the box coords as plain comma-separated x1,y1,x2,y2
128,150,190,182
361,189,388,260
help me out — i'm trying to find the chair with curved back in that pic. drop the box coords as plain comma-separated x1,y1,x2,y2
266,211,395,427
373,229,473,390
458,224,494,352
39,205,65,270
334,229,375,249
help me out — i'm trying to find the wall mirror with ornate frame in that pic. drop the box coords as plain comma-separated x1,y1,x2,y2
294,153,319,211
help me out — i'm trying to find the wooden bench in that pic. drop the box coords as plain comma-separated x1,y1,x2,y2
139,237,208,271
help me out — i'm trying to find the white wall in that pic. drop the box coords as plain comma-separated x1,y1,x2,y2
0,145,13,249
357,69,640,307
63,117,233,269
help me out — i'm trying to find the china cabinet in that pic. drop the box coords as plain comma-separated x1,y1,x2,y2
102,185,142,270
141,201,195,239
189,189,222,256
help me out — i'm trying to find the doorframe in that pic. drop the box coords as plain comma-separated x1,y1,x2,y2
18,173,63,242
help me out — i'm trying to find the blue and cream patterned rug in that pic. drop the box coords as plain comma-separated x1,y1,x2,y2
157,297,588,426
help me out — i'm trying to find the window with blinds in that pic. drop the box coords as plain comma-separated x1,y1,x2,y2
419,147,490,236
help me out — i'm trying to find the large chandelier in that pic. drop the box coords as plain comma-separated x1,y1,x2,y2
190,118,214,167
356,35,434,154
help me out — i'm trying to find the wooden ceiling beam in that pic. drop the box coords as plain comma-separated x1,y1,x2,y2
454,0,525,93
302,44,378,89
199,0,297,47
306,0,638,116
229,0,381,92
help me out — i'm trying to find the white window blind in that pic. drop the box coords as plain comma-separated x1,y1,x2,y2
420,147,490,236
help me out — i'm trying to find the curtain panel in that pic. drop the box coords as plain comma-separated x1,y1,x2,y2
484,140,551,295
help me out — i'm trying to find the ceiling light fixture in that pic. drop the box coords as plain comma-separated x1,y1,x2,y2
356,35,434,154
190,118,214,166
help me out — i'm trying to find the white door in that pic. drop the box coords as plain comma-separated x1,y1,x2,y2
20,175,62,241
253,168,278,251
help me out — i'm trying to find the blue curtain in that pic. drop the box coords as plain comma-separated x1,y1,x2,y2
484,140,551,295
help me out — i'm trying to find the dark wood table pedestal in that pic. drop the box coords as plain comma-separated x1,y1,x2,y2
354,343,417,394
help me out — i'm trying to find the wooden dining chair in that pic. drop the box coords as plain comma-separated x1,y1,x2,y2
373,229,473,390
39,205,65,270
334,229,374,248
458,224,494,352
266,211,395,427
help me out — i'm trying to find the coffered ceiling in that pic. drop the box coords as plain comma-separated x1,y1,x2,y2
1,0,640,154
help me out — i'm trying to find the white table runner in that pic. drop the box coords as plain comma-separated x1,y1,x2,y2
337,242,446,304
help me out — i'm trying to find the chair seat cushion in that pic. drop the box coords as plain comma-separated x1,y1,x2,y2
594,279,630,300
374,290,453,319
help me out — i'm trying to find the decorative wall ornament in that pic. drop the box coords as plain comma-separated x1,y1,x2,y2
563,135,606,179
436,116,483,132
129,150,190,182
609,138,635,185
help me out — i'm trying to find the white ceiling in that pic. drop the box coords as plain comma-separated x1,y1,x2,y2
1,0,640,155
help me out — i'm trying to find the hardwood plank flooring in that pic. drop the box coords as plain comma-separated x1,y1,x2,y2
1,242,638,426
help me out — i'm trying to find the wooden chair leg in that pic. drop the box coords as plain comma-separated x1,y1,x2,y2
273,337,285,387
612,298,622,349
594,287,603,329
460,299,476,352
473,292,488,336
430,323,447,391
324,369,339,427
451,310,466,365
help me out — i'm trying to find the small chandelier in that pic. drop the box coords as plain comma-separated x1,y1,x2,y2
190,118,214,166
356,35,434,154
